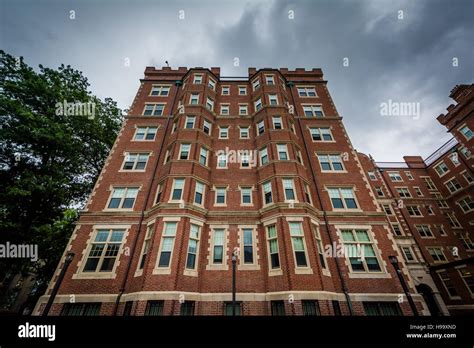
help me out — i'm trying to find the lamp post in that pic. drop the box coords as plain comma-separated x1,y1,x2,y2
389,255,419,316
231,247,238,316
42,252,75,316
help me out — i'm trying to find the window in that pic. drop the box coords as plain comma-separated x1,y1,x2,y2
239,104,248,115
107,187,138,209
123,302,133,316
254,98,262,112
157,222,177,267
265,75,274,85
240,126,249,139
271,301,285,316
206,97,214,111
416,225,433,238
252,78,260,91
283,179,296,201
203,119,211,135
83,229,125,272
122,153,149,171
388,172,403,182
189,93,199,105
260,147,268,165
426,205,435,215
368,171,377,181
163,148,171,164
144,301,163,316
304,184,312,203
242,228,254,264
435,224,447,236
445,178,462,193
143,103,165,116
302,300,321,316
257,120,265,135
433,193,449,208
241,187,252,205
391,223,402,236
221,86,230,95
134,126,157,141
396,187,411,198
263,181,273,204
239,86,247,95
414,186,423,197
199,147,208,166
312,224,327,269
445,212,461,228
150,85,170,96
405,171,414,180
459,233,474,251
402,247,415,262
332,301,341,316
224,302,242,316
185,116,195,129
266,225,280,269
458,268,474,294
297,87,317,97
194,181,205,205
208,78,216,90
273,116,282,129
240,151,250,168
457,196,474,213
217,153,227,168
268,94,278,105
375,187,384,197
186,224,200,270
428,247,447,262
296,151,304,165
155,184,163,204
215,187,226,205
327,188,358,209
340,229,381,272
277,144,289,160
303,105,324,117
212,229,225,264
220,104,229,115
423,177,437,190
462,171,473,184
438,271,457,296
318,154,344,171
406,205,422,216
180,301,195,316
61,303,101,316
138,224,154,270
193,74,202,84
382,204,393,215
171,179,184,201
460,146,471,159
363,302,402,316
434,161,449,177
179,144,191,160
219,126,229,139
459,125,473,140
289,222,308,267
309,127,333,141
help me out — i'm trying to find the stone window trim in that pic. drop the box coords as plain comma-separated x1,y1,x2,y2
73,224,131,280
103,185,142,212
132,125,160,142
134,219,156,277
119,151,152,172
206,224,230,271
237,225,260,270
152,217,181,275
212,185,229,207
323,185,362,212
184,219,204,277
238,185,255,206
435,268,461,300
285,217,313,274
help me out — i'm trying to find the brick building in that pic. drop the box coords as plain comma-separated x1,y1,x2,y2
33,68,472,316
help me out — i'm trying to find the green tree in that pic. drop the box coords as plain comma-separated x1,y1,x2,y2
0,50,123,310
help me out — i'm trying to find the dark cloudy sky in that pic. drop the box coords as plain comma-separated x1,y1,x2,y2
1,0,473,161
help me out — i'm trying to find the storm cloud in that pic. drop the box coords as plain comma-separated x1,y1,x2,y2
1,0,472,161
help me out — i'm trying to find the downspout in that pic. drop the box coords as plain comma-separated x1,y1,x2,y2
112,79,182,315
286,81,353,315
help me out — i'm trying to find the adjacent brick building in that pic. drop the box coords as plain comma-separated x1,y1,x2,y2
33,68,472,316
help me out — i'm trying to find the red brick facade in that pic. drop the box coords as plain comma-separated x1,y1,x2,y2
34,68,472,316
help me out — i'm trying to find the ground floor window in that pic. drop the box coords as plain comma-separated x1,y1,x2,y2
332,300,342,315
271,300,286,316
180,301,195,316
224,302,242,316
363,302,402,316
144,300,164,316
302,300,321,315
60,303,101,316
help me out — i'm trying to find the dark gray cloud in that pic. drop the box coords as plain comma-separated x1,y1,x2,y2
1,0,472,161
